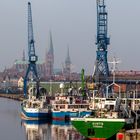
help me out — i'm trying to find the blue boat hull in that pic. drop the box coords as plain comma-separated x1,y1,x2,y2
52,111,91,121
21,107,51,120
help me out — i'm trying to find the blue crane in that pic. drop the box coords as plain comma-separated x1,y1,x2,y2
23,2,39,97
94,0,110,79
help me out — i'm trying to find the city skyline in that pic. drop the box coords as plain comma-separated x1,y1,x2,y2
0,0,140,74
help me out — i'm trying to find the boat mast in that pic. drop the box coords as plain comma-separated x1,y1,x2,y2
106,57,121,98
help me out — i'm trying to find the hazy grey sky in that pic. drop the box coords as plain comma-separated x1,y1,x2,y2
0,0,140,74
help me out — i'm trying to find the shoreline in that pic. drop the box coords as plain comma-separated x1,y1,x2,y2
0,93,24,101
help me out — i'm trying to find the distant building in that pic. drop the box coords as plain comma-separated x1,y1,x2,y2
45,32,54,79
1,33,81,82
13,59,45,78
13,59,27,74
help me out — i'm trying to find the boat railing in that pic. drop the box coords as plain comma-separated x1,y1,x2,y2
52,103,90,111
52,103,89,106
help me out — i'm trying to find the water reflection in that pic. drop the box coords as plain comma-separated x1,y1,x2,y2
0,98,85,140
22,120,85,140
22,120,49,140
51,121,84,140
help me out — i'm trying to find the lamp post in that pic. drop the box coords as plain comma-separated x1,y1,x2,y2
135,81,138,140
49,79,52,96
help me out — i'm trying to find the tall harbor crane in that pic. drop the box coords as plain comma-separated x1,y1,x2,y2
23,2,39,97
94,0,110,80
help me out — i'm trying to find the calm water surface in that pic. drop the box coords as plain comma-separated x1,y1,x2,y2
0,98,85,140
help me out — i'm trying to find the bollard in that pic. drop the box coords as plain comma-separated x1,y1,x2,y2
116,133,124,140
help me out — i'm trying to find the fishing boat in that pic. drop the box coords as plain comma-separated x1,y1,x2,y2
71,96,134,140
50,77,92,121
50,69,93,121
21,85,51,120
71,60,135,139
71,77,135,138
50,85,92,121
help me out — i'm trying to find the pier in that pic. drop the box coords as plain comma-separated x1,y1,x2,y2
117,129,140,140
126,129,140,140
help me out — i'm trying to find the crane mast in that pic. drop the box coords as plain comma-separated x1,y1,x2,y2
94,0,110,81
23,2,39,97
28,2,37,62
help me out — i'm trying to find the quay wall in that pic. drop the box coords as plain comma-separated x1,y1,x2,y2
117,129,140,140
0,93,24,101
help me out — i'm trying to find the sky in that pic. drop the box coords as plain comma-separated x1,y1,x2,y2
0,0,140,74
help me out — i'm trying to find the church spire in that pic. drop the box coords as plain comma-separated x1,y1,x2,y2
64,46,71,80
22,49,26,61
48,31,54,55
65,46,71,65
45,31,54,79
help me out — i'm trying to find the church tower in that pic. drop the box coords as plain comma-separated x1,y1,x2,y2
45,32,54,79
64,47,71,80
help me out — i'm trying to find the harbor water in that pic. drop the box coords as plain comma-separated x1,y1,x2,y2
0,98,85,140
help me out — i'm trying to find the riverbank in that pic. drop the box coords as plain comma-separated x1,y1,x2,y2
0,93,24,101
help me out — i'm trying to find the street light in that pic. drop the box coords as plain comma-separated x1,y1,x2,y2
135,81,139,140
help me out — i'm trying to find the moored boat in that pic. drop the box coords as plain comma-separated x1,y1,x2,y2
50,81,92,121
71,116,133,140
71,97,134,140
21,85,51,120
50,89,92,121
